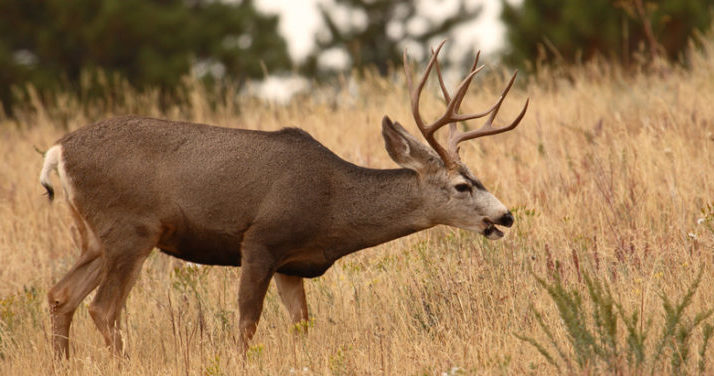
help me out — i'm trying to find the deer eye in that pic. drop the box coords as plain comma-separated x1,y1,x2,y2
454,183,471,193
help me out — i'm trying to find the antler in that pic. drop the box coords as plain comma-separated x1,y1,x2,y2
403,40,529,168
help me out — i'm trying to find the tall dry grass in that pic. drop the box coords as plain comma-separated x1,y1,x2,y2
0,40,713,375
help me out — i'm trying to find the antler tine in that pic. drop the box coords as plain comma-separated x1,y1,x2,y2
404,40,454,163
441,64,488,122
433,49,503,130
432,48,459,137
430,48,451,103
408,40,446,135
447,70,529,151
435,51,481,138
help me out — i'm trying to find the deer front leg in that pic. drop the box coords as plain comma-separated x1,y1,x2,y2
237,259,274,352
274,273,309,327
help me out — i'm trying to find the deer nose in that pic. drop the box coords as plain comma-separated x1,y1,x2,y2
498,212,514,227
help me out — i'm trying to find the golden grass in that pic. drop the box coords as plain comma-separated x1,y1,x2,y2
0,43,713,375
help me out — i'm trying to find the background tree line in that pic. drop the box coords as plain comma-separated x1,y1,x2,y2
0,0,290,113
502,0,714,68
0,0,712,113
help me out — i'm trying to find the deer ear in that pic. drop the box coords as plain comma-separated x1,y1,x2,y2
381,116,438,173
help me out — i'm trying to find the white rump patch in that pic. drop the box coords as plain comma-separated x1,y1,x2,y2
40,144,78,202
39,145,62,191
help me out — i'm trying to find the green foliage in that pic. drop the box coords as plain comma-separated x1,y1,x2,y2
246,343,264,361
307,0,480,74
328,344,351,376
0,0,290,113
651,270,713,374
502,0,714,68
203,355,224,376
290,317,315,335
171,263,210,300
517,267,714,374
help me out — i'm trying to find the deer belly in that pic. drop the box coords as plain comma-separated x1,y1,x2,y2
276,253,335,278
158,228,242,266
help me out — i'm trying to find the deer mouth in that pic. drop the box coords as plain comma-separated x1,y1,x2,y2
482,219,504,240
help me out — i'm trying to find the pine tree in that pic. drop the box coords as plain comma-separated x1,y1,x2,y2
501,0,714,68
0,0,291,112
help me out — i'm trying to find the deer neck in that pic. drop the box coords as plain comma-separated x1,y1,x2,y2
327,166,434,257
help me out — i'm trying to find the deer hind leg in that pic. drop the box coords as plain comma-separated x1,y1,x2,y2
88,223,157,357
47,205,104,359
237,252,275,352
274,273,309,327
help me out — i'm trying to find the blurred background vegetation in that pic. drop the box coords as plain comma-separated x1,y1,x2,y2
502,0,714,68
0,0,713,115
302,0,481,75
0,0,290,114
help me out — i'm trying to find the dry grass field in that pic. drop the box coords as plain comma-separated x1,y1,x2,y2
1,40,713,375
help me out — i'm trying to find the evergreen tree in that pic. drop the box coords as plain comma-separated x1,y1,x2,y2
0,0,291,112
501,0,714,69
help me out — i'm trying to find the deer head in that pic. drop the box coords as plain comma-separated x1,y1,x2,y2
383,40,529,240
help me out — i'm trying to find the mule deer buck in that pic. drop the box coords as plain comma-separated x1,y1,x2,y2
40,41,528,359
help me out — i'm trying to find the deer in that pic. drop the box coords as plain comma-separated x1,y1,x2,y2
39,41,528,359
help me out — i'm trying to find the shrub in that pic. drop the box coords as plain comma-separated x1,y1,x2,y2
517,267,714,374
